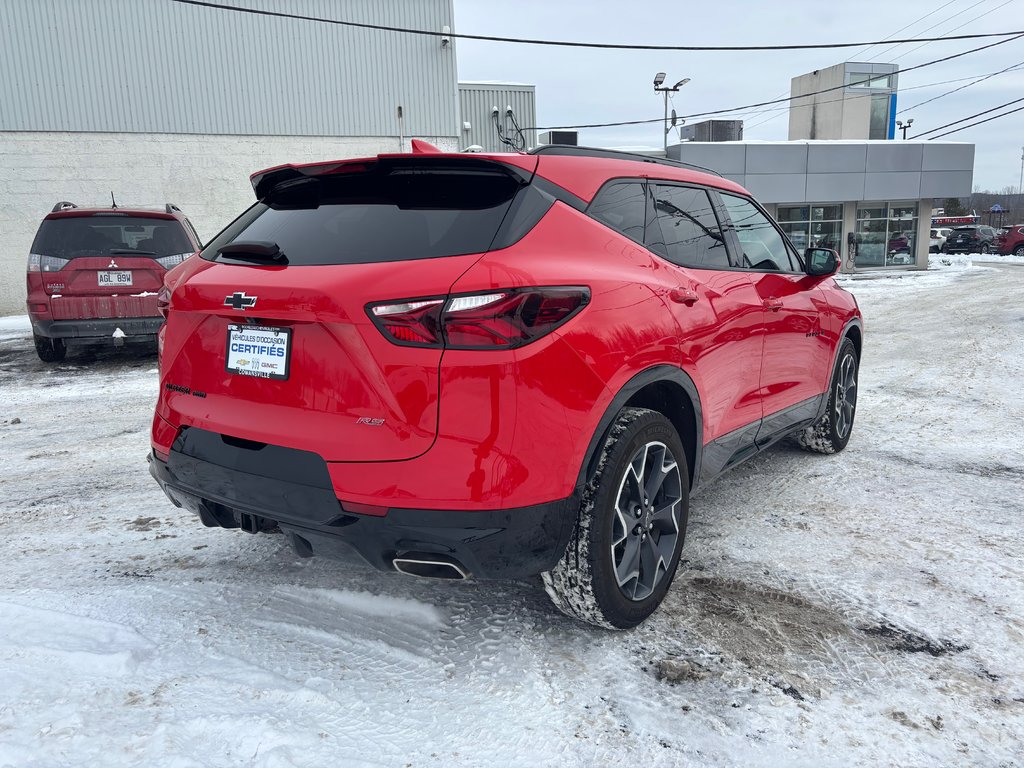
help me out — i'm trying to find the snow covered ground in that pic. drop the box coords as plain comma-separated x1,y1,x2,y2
1,260,1023,767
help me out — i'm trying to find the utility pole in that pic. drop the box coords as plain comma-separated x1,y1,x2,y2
896,118,914,140
653,73,690,152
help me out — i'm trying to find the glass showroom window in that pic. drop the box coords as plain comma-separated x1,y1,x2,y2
777,204,843,254
854,202,918,268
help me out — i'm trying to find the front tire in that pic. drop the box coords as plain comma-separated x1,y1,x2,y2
1013,245,1024,257
980,243,991,254
542,408,689,629
795,338,858,454
33,333,66,363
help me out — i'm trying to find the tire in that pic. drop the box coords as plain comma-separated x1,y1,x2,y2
795,338,858,454
542,407,689,630
33,332,66,363
1013,245,1024,257
980,243,990,254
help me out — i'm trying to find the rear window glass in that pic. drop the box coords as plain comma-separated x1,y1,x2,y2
31,216,193,259
203,166,523,266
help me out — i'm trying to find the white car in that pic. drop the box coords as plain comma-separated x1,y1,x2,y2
930,227,953,253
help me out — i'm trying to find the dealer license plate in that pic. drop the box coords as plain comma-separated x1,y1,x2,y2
98,270,133,287
226,324,291,380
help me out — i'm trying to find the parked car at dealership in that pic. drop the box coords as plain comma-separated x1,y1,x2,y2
149,143,862,629
929,227,953,253
994,225,1024,256
942,225,999,254
26,202,202,362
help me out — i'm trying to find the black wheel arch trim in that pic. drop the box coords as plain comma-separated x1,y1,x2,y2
575,365,704,492
817,317,863,421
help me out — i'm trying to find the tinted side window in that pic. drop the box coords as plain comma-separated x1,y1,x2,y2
647,184,729,268
588,181,646,243
719,194,798,272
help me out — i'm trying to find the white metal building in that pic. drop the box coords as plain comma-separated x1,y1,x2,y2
0,0,462,315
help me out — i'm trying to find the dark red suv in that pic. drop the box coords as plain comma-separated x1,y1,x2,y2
150,144,862,628
27,202,202,361
994,225,1024,256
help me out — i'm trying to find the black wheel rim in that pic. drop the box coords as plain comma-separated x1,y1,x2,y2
834,352,858,439
611,441,683,601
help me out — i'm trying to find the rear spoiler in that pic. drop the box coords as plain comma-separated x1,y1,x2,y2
250,150,538,201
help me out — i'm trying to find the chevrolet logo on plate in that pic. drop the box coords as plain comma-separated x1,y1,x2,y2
224,292,257,310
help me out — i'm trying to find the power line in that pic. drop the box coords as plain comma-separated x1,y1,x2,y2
914,95,1024,138
928,103,1024,139
529,33,1024,131
898,59,1024,113
890,0,1016,63
868,0,991,61
169,0,1024,52
741,67,1024,128
853,0,959,60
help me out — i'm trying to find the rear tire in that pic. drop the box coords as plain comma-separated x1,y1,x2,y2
33,333,66,363
542,408,689,630
795,338,858,454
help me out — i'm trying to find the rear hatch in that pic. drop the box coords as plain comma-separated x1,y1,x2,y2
31,213,193,319
160,156,536,462
947,228,978,248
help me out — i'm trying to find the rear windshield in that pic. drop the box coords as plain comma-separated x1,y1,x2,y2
202,165,524,266
32,215,193,259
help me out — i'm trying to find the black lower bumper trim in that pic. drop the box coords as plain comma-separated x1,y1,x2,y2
148,437,577,579
33,316,163,341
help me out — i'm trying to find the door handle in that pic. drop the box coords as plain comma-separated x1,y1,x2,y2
763,298,783,311
669,287,699,305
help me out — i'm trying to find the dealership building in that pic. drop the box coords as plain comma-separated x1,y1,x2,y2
670,61,974,273
671,139,974,272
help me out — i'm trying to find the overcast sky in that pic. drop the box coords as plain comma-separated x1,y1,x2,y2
454,0,1023,193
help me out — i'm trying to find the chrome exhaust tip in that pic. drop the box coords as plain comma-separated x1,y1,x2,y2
393,554,469,580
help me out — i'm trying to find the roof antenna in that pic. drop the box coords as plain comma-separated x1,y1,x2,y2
110,191,118,209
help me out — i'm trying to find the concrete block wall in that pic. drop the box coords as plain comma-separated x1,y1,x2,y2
0,131,460,316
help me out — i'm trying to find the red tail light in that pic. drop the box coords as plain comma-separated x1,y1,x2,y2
368,287,590,349
157,284,171,320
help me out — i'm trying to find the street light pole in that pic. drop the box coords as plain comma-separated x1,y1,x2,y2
653,73,690,153
896,118,914,140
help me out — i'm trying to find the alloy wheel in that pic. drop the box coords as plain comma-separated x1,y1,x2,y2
834,352,858,439
610,441,683,601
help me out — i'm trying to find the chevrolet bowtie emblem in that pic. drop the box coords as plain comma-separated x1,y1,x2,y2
224,292,257,310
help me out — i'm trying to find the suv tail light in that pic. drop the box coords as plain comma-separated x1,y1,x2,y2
27,253,69,273
157,284,171,320
368,287,590,349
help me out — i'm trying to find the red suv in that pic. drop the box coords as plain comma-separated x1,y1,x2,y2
150,144,862,629
27,202,202,361
995,225,1024,256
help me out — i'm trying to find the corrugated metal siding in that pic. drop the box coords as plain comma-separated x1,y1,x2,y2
458,83,536,152
0,0,459,137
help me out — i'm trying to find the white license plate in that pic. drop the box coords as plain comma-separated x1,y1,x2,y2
226,324,291,380
98,270,133,287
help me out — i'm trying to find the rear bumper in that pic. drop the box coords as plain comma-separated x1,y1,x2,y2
147,432,577,579
32,316,162,341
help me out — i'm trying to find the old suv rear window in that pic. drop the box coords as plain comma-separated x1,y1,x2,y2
203,164,526,266
32,215,193,259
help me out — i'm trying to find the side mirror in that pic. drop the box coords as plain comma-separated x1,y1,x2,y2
804,247,839,277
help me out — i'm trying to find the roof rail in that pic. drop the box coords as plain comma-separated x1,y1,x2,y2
165,203,181,214
51,201,77,213
528,144,724,178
